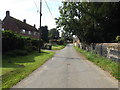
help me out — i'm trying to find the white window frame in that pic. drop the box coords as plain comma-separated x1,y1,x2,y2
22,29,26,34
28,31,31,35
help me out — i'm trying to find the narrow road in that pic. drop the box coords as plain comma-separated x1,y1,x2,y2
13,44,118,88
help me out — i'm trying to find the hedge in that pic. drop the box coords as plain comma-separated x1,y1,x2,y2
2,30,43,53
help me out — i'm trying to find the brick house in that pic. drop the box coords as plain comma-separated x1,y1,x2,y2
2,11,39,39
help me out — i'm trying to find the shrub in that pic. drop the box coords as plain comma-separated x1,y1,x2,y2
2,30,43,53
31,39,39,48
42,43,52,50
57,39,64,45
2,30,25,53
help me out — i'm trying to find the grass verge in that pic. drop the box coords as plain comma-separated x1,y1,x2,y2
74,46,119,80
52,44,66,50
2,50,55,89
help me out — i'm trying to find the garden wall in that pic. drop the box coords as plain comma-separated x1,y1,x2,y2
76,43,120,62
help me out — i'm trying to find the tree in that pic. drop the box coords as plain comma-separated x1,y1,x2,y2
61,31,73,42
56,2,120,44
41,26,49,43
49,28,59,40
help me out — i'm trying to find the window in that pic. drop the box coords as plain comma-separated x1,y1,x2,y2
28,31,31,35
22,29,25,34
34,32,36,35
1,28,4,31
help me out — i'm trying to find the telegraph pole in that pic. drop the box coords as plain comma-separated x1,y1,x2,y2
39,0,42,53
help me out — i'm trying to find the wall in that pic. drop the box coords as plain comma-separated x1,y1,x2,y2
77,43,120,62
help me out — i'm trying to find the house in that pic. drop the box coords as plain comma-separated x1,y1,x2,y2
0,19,2,30
73,36,80,47
2,11,39,39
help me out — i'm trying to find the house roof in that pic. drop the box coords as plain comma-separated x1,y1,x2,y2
2,11,38,32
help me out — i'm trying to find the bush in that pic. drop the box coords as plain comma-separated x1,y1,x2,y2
2,30,43,53
31,39,43,50
57,39,64,45
31,39,39,48
2,30,25,53
42,43,52,50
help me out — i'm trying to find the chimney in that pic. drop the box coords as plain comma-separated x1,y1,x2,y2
23,19,26,23
6,11,10,17
34,24,36,28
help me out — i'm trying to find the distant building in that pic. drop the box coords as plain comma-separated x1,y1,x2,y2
2,11,39,39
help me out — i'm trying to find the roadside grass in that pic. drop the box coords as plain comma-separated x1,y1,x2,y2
2,50,55,89
74,46,119,80
52,44,66,50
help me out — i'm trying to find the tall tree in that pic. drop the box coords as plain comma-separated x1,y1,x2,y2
56,2,120,44
49,28,59,40
41,26,49,43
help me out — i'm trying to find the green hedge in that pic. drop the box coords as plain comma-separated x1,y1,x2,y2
2,30,43,53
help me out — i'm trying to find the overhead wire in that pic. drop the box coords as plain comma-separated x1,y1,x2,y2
33,0,39,12
44,0,55,20
32,0,56,28
32,0,55,20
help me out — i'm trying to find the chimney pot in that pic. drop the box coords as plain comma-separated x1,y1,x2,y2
34,24,36,28
6,11,10,17
23,19,26,23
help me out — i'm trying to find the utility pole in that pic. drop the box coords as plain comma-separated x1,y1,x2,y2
39,0,42,53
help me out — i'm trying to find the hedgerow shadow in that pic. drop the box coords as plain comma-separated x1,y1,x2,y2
2,51,50,68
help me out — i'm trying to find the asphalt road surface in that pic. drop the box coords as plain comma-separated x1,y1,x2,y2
12,44,118,88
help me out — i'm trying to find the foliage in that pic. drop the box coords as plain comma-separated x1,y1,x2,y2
49,28,59,40
61,31,73,43
43,43,52,50
56,2,120,44
2,30,24,53
74,46,119,80
41,26,49,43
2,30,43,53
31,39,39,50
116,36,120,42
57,39,65,45
2,50,55,89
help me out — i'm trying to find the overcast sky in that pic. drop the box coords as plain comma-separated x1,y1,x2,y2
0,0,62,30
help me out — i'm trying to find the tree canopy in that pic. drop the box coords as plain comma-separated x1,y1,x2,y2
49,28,59,40
56,2,120,44
41,26,49,43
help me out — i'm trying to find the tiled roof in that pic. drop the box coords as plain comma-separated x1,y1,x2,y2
3,15,38,32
